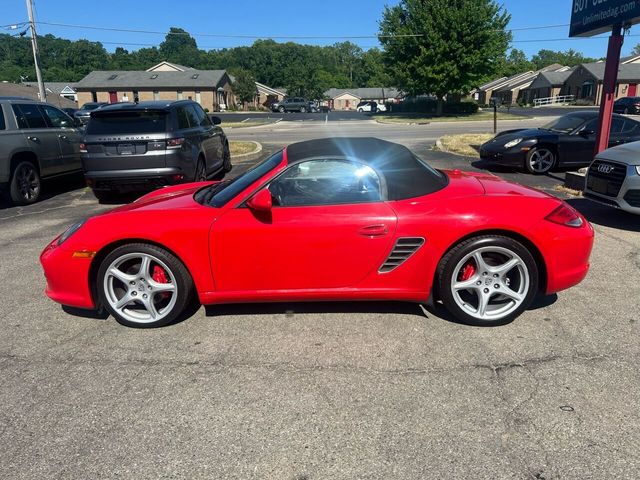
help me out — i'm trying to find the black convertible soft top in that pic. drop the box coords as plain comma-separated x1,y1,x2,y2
285,137,448,200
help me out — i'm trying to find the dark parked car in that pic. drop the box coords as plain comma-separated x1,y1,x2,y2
0,97,82,205
74,102,108,124
479,111,640,174
613,96,640,114
270,97,312,113
81,100,231,201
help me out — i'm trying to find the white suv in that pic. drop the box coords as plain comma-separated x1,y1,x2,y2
584,142,640,215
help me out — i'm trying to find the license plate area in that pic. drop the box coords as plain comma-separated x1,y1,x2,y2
588,177,608,194
117,143,135,155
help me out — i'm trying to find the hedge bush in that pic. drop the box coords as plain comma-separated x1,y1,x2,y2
388,98,479,115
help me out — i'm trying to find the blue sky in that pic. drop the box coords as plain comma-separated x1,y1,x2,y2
4,0,640,58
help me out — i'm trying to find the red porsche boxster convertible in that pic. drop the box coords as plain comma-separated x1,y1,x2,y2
41,138,594,328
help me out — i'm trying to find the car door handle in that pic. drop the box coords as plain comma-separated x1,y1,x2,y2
359,224,388,237
27,136,38,142
58,134,67,140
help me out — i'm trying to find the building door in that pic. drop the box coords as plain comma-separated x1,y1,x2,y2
108,91,118,103
629,84,637,96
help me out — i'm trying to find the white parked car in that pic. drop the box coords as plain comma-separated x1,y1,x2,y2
356,101,386,113
584,141,640,214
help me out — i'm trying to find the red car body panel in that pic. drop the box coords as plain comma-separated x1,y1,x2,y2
40,142,594,312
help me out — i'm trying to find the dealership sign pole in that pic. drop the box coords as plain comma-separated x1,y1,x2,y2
570,0,640,155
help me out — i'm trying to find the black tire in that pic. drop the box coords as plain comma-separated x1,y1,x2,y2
357,108,363,113
9,160,41,205
278,106,285,113
437,235,539,327
624,107,630,114
93,190,117,203
525,147,556,174
300,106,307,113
194,158,207,182
222,142,232,172
97,243,195,328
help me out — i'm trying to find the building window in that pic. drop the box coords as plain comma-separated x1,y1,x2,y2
177,91,183,100
153,90,160,100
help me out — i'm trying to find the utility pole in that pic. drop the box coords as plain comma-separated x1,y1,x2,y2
25,0,46,102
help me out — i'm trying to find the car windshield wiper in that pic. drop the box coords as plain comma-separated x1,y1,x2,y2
200,180,232,205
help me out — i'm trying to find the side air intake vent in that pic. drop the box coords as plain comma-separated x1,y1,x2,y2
379,237,425,273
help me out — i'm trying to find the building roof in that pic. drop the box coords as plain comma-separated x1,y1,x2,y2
75,70,229,90
576,62,640,82
146,61,194,72
494,64,568,93
528,69,574,89
256,82,285,97
325,87,401,100
22,82,78,95
0,82,77,107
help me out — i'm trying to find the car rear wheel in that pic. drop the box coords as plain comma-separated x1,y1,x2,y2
624,107,630,114
222,143,232,172
300,106,307,113
525,147,556,174
10,161,41,205
97,244,194,328
437,236,538,326
357,108,363,112
195,158,207,182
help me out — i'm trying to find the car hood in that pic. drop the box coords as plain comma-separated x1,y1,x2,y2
594,141,640,165
106,182,211,214
487,128,555,144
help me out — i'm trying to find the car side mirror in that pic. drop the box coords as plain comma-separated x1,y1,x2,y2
247,188,272,212
211,116,222,125
579,129,595,138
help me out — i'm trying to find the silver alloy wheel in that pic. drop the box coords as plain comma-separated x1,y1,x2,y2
103,252,178,324
528,148,554,173
450,246,529,322
15,163,40,201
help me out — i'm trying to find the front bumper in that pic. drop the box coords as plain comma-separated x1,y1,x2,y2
584,164,640,215
478,146,527,167
40,238,96,309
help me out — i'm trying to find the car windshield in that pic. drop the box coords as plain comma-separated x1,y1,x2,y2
541,115,589,133
195,150,284,207
82,103,103,111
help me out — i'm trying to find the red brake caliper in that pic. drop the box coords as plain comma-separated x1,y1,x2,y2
459,262,476,282
152,265,170,299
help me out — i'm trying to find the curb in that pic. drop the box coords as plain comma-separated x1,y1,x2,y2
230,141,263,163
224,118,282,130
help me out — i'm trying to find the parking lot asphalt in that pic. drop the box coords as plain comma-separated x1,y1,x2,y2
1,119,639,479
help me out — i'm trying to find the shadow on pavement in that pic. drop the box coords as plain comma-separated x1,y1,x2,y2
0,172,86,210
205,301,427,319
568,197,640,232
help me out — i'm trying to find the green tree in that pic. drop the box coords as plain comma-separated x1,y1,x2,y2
531,49,597,69
159,27,200,66
378,0,511,115
231,68,257,109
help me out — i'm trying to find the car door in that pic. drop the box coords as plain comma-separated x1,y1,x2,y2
211,159,398,292
189,103,222,171
12,103,63,177
40,104,82,173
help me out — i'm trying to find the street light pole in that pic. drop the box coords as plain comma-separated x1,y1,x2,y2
25,0,46,102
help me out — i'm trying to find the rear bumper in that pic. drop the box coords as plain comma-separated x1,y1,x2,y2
40,238,96,309
85,167,184,191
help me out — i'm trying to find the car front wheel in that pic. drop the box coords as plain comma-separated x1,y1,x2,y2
278,106,285,113
10,161,41,205
97,244,195,328
437,236,538,326
525,147,556,174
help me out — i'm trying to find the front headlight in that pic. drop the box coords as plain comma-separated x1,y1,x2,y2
57,220,85,246
635,166,640,175
503,138,523,148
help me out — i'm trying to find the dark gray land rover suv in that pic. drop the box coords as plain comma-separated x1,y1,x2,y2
82,100,231,201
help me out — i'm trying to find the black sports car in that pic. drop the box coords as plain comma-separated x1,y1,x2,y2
479,112,640,174
613,96,640,114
